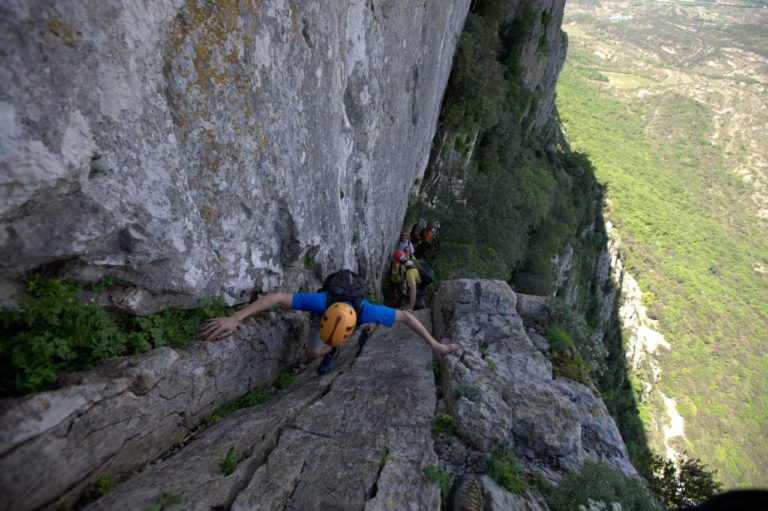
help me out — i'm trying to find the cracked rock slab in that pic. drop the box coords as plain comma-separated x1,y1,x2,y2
83,311,442,511
0,314,304,511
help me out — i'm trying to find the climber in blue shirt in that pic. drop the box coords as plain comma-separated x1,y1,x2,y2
202,282,460,374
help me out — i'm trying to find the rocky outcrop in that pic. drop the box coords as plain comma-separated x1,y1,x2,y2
0,310,441,511
0,0,470,306
433,280,637,482
0,312,305,511
1,281,640,510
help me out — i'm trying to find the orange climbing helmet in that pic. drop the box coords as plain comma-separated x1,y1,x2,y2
319,302,357,347
392,249,406,263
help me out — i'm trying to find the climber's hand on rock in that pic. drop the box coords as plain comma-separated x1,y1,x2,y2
201,316,241,341
433,341,460,355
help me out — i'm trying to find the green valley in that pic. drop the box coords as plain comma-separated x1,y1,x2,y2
558,0,768,487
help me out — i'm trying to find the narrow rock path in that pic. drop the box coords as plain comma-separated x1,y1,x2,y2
87,311,440,511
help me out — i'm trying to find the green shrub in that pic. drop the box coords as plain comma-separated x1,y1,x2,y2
427,360,442,380
549,300,607,378
274,370,295,390
146,492,182,511
545,462,660,511
201,386,273,428
77,475,114,506
0,276,227,397
219,446,252,476
431,413,455,439
488,450,529,494
421,465,452,500
546,326,575,351
90,276,115,292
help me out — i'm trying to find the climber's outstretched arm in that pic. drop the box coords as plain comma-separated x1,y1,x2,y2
201,292,293,341
395,310,460,355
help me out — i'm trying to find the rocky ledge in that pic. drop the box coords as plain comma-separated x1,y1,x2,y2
0,281,636,510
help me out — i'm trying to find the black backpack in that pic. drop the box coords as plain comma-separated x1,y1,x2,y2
320,269,368,313
415,260,434,285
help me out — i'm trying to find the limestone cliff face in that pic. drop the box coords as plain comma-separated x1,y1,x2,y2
0,0,469,306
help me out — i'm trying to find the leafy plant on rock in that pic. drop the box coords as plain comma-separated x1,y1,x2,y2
488,449,529,494
0,276,227,397
422,465,452,500
219,446,252,476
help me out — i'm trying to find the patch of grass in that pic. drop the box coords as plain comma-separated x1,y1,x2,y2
487,361,497,372
421,465,451,500
431,413,455,440
200,386,273,428
219,446,252,476
274,370,295,390
488,450,529,494
145,492,183,511
76,475,114,507
427,360,441,381
379,446,390,470
303,254,315,270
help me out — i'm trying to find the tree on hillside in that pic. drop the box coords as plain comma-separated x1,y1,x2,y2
646,453,722,509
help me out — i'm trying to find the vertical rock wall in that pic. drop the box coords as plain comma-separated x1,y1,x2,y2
0,0,470,305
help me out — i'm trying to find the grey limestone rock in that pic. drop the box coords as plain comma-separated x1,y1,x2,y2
433,280,637,482
0,0,471,305
82,310,441,511
0,312,305,511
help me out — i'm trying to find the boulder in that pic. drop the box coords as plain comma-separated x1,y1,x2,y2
433,280,637,481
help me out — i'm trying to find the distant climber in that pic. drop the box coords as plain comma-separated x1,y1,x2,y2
409,220,424,247
390,250,426,311
415,222,436,257
202,269,459,374
396,230,415,257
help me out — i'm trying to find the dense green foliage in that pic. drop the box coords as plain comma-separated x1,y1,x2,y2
545,462,660,511
646,453,723,509
0,276,227,397
558,34,768,487
407,0,606,299
431,413,455,440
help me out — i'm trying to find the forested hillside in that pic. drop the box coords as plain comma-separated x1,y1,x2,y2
558,0,768,487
